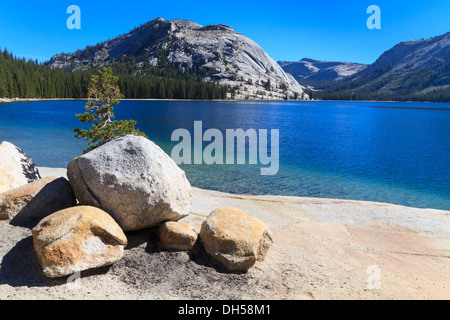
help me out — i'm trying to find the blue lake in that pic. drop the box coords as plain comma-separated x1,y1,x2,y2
0,99,449,210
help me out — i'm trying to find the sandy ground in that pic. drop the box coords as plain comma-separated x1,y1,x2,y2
0,167,448,300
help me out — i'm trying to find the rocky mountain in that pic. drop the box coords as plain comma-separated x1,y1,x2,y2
359,32,450,78
278,58,367,82
48,18,307,100
311,32,450,101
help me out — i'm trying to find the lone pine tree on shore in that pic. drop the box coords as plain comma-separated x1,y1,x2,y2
74,67,147,153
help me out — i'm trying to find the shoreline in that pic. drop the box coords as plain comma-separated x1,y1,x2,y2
2,97,447,104
37,167,449,214
0,98,83,103
0,97,302,103
38,167,450,237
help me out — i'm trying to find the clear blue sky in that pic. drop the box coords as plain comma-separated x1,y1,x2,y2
0,0,449,64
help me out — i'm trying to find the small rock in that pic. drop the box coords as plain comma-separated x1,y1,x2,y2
159,221,198,251
32,206,127,278
0,141,41,193
0,176,77,227
67,135,192,231
200,207,273,272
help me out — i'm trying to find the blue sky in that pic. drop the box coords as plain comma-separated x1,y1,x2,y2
0,0,449,64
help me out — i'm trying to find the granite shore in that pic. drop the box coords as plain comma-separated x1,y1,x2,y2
0,167,448,300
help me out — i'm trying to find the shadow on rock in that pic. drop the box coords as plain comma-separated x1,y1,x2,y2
0,236,113,288
187,239,247,275
124,228,156,250
9,177,76,229
0,236,64,287
133,227,246,275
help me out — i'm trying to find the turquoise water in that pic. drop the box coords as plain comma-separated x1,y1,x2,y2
0,99,449,210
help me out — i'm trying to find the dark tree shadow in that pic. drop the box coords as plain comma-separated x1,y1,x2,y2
18,149,41,182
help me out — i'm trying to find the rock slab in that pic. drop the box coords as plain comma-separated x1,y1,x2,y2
0,141,41,193
32,206,127,278
200,207,273,272
0,176,76,227
159,221,198,250
67,135,192,231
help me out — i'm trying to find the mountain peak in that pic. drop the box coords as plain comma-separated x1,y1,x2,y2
363,31,450,76
168,19,203,29
300,58,319,63
47,18,307,100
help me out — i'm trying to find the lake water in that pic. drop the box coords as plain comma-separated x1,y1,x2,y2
1,99,449,211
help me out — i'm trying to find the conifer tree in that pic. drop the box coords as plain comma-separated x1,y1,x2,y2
74,67,147,153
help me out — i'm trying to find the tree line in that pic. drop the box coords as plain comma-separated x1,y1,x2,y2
0,48,228,100
0,48,90,98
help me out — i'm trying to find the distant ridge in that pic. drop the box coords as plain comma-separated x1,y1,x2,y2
278,58,367,82
281,32,450,101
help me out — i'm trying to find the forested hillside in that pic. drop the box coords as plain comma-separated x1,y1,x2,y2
0,48,89,98
313,62,450,102
0,48,228,100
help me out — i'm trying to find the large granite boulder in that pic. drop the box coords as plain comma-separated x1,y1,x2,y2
67,135,192,231
200,207,273,272
32,206,127,278
0,141,41,193
0,176,76,227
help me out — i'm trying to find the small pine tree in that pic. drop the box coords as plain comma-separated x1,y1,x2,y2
74,67,147,153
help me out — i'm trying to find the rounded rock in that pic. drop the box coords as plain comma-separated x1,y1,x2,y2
159,221,198,251
32,206,127,278
200,207,273,272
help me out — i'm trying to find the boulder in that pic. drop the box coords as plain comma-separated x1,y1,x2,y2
32,206,127,278
67,135,192,231
159,221,198,251
200,207,273,272
0,176,76,227
0,141,41,193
